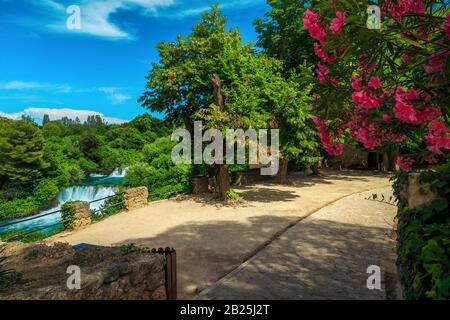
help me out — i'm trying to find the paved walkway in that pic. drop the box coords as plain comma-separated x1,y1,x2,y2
49,170,395,299
196,187,399,300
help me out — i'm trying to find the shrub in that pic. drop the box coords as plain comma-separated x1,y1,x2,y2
124,162,154,188
227,189,243,201
92,191,125,221
61,202,76,230
393,163,450,299
32,178,59,205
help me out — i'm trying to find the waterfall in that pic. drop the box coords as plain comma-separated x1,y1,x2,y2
109,167,128,178
0,167,128,235
0,185,118,235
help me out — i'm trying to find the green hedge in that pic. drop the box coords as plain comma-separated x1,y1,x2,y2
393,163,450,300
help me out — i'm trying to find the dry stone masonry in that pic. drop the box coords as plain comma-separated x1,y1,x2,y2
62,201,90,230
0,242,166,300
399,172,439,210
124,187,149,211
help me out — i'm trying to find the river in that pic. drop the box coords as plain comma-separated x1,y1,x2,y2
0,168,127,236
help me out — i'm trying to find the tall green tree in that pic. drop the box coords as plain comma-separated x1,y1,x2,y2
254,0,317,72
139,5,277,199
0,119,50,189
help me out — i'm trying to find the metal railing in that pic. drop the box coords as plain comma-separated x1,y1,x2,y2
0,192,125,242
0,188,188,243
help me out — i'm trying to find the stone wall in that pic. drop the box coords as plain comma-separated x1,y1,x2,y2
124,187,149,211
234,170,271,186
399,172,439,210
0,242,166,300
191,176,210,194
62,201,90,230
339,144,369,169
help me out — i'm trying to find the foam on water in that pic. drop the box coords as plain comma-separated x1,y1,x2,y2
0,169,125,235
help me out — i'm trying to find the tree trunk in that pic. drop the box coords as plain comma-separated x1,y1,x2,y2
212,74,230,200
215,164,230,200
277,158,289,184
386,147,399,172
310,162,320,175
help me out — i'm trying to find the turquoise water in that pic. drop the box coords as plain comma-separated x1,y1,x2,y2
0,169,127,236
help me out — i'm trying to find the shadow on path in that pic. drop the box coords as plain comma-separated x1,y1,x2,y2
113,214,396,300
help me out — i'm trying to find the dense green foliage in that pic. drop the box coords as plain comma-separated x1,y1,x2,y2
254,0,317,72
92,191,125,221
126,137,192,200
393,164,450,299
0,227,63,243
139,5,321,194
0,114,171,219
61,202,76,230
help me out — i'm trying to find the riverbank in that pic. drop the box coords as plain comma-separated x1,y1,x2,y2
0,171,126,237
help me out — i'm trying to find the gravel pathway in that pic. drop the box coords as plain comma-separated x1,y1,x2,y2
196,187,401,300
50,170,395,299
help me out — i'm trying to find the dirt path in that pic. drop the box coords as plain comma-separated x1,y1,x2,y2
49,170,393,299
196,187,400,300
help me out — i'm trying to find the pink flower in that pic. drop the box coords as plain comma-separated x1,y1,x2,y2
383,114,392,122
396,156,414,171
445,13,450,40
394,99,418,124
368,76,382,90
352,90,382,109
314,117,345,156
317,63,329,84
303,9,326,43
385,0,425,20
314,43,334,62
394,87,422,124
424,155,438,164
351,76,361,90
383,89,393,97
424,51,449,74
330,11,346,35
425,120,450,156
402,54,412,64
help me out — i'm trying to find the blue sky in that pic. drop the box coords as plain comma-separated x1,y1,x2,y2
0,0,270,124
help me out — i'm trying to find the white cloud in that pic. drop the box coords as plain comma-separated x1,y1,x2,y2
0,81,72,93
29,0,265,40
0,107,128,124
37,0,175,39
99,87,132,104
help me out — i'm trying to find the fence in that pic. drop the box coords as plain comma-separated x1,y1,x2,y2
152,247,177,300
0,188,188,243
0,192,125,242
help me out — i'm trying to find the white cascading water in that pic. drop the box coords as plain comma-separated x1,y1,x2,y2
0,168,126,235
109,167,128,177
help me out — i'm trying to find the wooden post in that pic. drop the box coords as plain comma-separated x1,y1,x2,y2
152,247,177,300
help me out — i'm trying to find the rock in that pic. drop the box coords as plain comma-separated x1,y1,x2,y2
0,243,166,300
124,187,149,211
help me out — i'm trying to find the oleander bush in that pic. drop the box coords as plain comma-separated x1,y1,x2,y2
393,163,450,299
